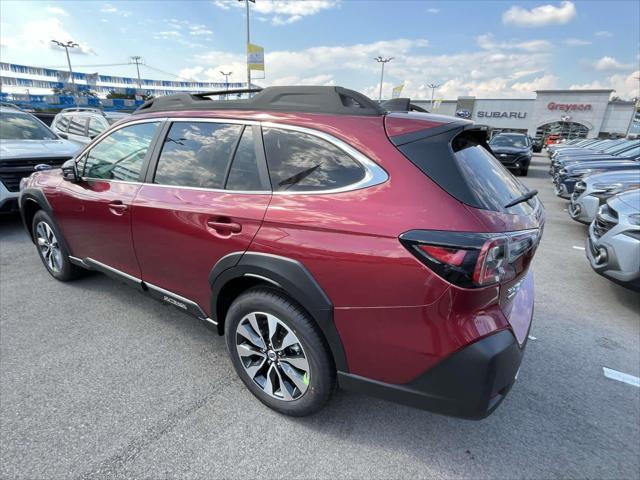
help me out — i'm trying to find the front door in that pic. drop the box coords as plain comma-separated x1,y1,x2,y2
53,120,161,278
132,121,272,315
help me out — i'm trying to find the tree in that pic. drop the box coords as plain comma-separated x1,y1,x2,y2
106,90,154,101
52,86,98,98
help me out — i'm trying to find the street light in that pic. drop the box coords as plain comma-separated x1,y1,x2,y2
238,0,255,90
374,56,393,102
426,83,441,112
130,56,144,89
220,71,232,99
51,40,79,86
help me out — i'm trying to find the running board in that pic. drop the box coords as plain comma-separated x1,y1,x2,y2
69,256,218,326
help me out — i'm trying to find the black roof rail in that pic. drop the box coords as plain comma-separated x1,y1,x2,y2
381,98,429,113
134,86,386,116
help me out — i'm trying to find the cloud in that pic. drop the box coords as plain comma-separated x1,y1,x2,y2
427,8,439,14
570,70,640,99
212,0,339,25
46,6,67,16
502,1,576,27
476,33,551,52
1,17,95,55
590,56,635,72
189,25,213,36
595,30,613,38
563,38,591,46
100,3,131,17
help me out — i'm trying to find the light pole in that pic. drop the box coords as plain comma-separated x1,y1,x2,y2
220,71,232,99
130,56,144,89
239,0,255,90
51,40,78,87
374,56,393,102
427,83,441,112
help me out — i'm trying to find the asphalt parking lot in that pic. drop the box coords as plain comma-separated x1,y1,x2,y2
1,153,639,479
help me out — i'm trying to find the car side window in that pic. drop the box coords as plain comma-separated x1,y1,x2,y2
56,115,71,132
226,126,263,191
154,122,242,189
262,127,365,192
83,122,159,181
68,116,88,136
88,117,108,138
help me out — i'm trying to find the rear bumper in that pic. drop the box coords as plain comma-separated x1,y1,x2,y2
339,330,526,420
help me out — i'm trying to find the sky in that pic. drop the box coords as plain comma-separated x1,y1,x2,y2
0,0,639,100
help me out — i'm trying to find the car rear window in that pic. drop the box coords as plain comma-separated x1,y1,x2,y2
0,112,57,140
397,129,534,214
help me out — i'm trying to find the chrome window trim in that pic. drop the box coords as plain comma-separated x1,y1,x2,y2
260,121,389,195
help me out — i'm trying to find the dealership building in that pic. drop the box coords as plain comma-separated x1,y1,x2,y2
413,89,637,139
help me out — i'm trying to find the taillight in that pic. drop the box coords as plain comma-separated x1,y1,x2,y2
400,229,540,288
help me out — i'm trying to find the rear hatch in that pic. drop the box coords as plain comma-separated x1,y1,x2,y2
386,113,544,342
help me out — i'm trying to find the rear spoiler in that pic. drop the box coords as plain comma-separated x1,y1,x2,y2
381,98,429,113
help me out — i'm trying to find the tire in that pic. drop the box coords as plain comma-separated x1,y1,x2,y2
520,167,529,176
31,210,84,281
225,287,335,416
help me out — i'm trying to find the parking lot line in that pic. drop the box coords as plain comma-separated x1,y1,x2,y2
572,246,585,251
602,367,640,387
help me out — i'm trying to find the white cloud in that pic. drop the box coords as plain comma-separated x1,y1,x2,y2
46,6,67,16
476,33,551,52
427,8,439,14
511,74,559,92
212,0,339,25
595,30,613,38
563,38,591,46
189,25,213,36
1,17,95,55
570,70,640,99
590,56,635,72
100,3,131,17
502,1,576,27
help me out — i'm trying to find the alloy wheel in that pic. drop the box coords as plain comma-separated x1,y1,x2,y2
235,312,310,401
35,221,63,273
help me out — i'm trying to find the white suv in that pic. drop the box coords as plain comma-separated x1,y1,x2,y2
51,108,129,145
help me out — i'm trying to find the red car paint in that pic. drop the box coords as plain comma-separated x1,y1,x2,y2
23,103,542,403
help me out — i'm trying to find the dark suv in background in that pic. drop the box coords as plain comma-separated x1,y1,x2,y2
20,86,544,418
489,132,533,176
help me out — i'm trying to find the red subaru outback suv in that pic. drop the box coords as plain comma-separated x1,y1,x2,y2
20,87,543,418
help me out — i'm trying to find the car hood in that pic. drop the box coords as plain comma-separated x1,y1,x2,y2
490,146,529,154
585,169,640,186
558,155,622,166
565,160,638,174
609,189,640,213
0,139,80,159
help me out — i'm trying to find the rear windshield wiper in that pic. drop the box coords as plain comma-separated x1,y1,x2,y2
278,164,321,190
504,189,538,208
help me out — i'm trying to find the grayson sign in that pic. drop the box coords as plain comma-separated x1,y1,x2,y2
477,111,527,119
548,102,592,112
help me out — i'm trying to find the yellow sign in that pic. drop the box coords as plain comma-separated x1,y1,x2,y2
392,84,404,99
248,43,264,71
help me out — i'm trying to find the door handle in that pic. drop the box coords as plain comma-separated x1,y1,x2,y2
206,220,242,234
108,201,128,215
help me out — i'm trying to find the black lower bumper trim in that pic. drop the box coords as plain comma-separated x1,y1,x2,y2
338,330,525,420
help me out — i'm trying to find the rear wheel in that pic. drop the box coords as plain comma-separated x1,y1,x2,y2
225,288,335,416
32,210,84,281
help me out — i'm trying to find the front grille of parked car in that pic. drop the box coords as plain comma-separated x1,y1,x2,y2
574,181,586,195
593,205,618,238
496,153,519,165
0,157,72,192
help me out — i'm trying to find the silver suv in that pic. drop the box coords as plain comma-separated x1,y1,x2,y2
51,108,129,146
587,189,640,290
569,170,640,224
0,106,80,212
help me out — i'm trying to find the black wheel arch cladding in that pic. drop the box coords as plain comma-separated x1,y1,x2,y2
210,251,349,372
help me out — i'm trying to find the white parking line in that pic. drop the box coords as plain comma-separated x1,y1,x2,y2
603,367,640,387
572,246,585,251
528,335,537,341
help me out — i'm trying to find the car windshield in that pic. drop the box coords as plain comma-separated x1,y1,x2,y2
617,146,640,158
0,112,58,140
490,135,528,148
607,141,640,155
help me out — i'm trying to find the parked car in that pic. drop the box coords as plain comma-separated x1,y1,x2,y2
0,106,80,213
19,86,544,419
569,170,640,224
554,158,640,198
532,136,544,153
550,143,640,177
488,132,533,175
550,139,631,162
586,189,640,291
547,138,600,157
51,108,129,146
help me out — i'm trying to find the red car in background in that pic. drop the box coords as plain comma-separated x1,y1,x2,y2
20,87,544,418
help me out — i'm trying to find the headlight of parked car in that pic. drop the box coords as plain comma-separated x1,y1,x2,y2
628,213,640,226
571,168,594,176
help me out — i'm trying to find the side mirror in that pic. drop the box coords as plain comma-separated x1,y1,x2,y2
58,132,68,139
61,158,80,182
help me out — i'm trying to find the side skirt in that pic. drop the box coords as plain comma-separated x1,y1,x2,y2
69,256,218,327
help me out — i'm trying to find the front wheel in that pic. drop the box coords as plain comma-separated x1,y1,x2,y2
32,210,84,281
225,288,335,416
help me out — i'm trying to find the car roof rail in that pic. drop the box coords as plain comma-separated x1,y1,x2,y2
134,86,387,116
380,98,429,113
60,107,105,115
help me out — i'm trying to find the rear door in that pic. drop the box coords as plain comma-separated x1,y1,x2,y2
131,119,271,315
